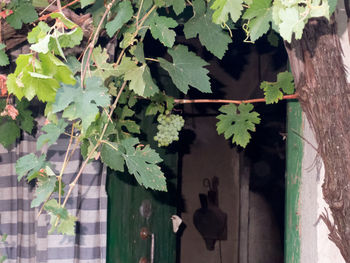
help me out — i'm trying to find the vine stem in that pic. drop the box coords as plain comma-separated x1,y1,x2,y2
114,5,157,66
39,0,80,20
80,0,117,87
174,93,299,105
61,81,127,209
58,122,75,206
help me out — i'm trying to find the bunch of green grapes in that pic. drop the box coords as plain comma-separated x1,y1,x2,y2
154,113,185,147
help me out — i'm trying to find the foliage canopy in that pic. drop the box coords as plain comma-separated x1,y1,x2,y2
0,0,333,235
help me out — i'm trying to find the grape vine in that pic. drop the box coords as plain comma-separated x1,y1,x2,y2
0,0,330,236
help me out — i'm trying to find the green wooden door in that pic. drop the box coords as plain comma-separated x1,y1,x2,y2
106,114,178,263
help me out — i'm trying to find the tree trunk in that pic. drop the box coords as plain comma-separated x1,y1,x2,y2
285,15,350,262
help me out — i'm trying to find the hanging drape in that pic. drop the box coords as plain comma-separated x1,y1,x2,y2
0,125,107,262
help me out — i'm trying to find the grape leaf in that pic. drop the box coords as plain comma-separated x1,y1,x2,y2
16,153,49,181
216,103,260,147
210,0,243,24
267,30,280,47
55,28,84,49
260,71,294,104
33,0,49,7
131,43,146,63
45,199,77,235
16,99,34,133
106,0,133,37
149,14,178,47
100,141,125,172
242,0,272,41
124,64,159,97
115,105,141,137
120,138,167,191
0,120,20,148
158,45,211,94
66,56,81,75
37,119,68,150
184,0,231,59
0,44,9,66
28,22,51,44
7,53,75,102
329,0,337,14
169,0,186,15
277,7,305,42
53,77,110,131
91,46,123,81
31,166,57,208
6,3,38,29
81,0,95,8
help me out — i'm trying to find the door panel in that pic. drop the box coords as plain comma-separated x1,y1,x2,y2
106,114,177,263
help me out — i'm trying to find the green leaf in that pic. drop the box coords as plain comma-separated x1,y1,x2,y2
146,102,164,116
22,72,59,102
6,74,24,100
124,64,149,96
277,71,294,94
267,30,279,47
106,0,133,37
28,22,51,44
120,138,167,191
7,53,75,102
277,7,305,42
33,0,49,7
329,0,337,14
169,0,186,15
45,199,77,235
57,215,77,236
53,77,110,131
142,66,159,97
132,43,146,63
260,71,294,104
0,44,9,66
100,141,125,172
216,103,260,147
0,120,20,148
242,0,272,41
31,166,57,208
50,13,77,29
6,3,38,29
37,119,68,150
159,45,211,94
114,105,141,137
149,14,178,47
66,56,81,75
1,233,7,242
81,0,95,8
16,99,34,133
210,0,243,24
90,46,122,81
56,27,84,49
16,153,49,181
39,53,76,85
184,0,231,59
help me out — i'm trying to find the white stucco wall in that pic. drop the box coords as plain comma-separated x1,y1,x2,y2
300,115,345,263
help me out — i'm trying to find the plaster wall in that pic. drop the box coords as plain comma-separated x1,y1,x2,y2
300,115,345,263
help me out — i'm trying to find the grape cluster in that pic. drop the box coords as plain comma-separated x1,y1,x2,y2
154,114,185,147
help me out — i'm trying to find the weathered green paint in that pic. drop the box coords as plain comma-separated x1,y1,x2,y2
285,101,303,263
106,114,177,263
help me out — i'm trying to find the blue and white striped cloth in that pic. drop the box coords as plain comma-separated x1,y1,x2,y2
0,126,107,262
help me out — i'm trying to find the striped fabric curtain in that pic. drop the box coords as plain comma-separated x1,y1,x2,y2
0,125,107,262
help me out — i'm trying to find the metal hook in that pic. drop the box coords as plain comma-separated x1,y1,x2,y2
203,178,212,190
